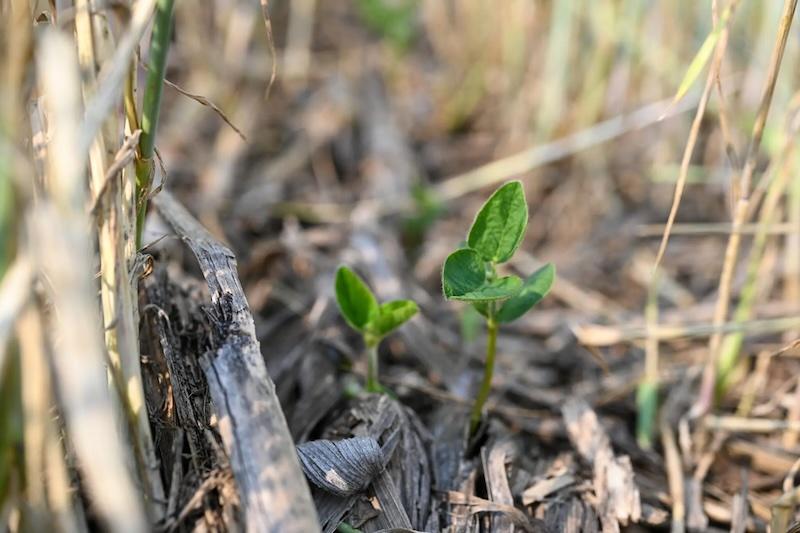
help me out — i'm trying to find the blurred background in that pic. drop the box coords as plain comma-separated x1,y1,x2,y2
153,0,799,314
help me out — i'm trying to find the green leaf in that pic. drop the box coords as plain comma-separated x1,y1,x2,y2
442,248,486,299
355,0,417,50
335,266,379,332
448,275,522,302
368,299,418,337
467,181,528,263
671,3,733,106
496,263,555,323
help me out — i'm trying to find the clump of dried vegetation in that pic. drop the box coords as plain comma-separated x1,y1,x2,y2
4,0,800,532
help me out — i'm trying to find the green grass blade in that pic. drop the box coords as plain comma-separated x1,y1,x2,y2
671,3,733,105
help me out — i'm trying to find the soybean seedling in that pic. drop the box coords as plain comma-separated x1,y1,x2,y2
441,181,555,436
335,266,418,393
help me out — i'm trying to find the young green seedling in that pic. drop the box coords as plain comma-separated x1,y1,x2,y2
442,181,555,436
335,266,418,393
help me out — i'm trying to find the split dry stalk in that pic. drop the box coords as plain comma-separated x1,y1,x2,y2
75,0,165,519
35,29,148,533
17,304,83,532
695,0,798,415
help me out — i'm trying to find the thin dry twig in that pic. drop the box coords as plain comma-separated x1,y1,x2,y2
652,0,736,273
163,78,247,141
88,130,142,216
139,56,247,141
258,0,278,99
696,0,798,416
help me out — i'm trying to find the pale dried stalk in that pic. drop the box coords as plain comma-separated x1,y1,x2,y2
574,315,800,346
282,0,317,81
74,0,165,519
0,255,32,375
712,0,741,174
17,305,50,529
18,304,83,533
704,415,800,432
35,29,147,533
44,422,85,533
696,0,798,415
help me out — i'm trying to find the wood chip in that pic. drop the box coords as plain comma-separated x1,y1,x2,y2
154,190,318,532
562,399,641,532
481,439,517,533
297,437,384,497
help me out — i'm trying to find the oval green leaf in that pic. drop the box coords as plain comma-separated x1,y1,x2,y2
467,181,528,263
449,275,522,302
442,248,486,299
368,299,418,337
335,266,379,332
496,263,555,323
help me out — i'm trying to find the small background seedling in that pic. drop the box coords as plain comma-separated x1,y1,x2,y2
442,181,555,436
335,266,418,393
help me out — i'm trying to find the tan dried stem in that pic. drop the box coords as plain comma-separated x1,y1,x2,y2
694,0,798,417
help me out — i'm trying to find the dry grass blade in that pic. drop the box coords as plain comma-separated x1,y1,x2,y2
162,77,247,141
35,28,148,533
713,0,741,173
258,0,278,99
696,0,799,416
651,1,735,273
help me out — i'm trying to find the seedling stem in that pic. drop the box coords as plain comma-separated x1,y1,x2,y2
135,0,176,248
441,181,555,439
470,316,497,435
366,342,380,393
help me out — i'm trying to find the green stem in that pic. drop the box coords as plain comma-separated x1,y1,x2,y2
366,342,380,393
135,0,175,248
637,272,660,449
470,318,497,436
